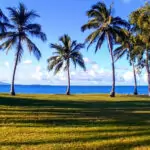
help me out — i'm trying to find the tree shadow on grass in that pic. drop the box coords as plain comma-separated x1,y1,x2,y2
1,95,150,149
1,130,150,149
0,95,150,127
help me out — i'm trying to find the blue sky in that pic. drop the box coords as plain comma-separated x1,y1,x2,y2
0,0,148,85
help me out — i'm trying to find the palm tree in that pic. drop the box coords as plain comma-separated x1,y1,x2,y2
81,2,129,97
47,34,86,95
130,2,150,96
0,3,47,95
114,28,138,95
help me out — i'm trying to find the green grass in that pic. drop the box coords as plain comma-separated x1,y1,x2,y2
0,94,150,150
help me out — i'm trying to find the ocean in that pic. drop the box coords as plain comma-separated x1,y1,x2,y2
0,85,148,94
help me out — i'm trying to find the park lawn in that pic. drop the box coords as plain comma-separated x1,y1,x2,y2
0,94,150,150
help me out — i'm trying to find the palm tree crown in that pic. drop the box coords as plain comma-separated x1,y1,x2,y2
81,2,129,52
114,27,134,62
48,34,86,74
0,3,47,61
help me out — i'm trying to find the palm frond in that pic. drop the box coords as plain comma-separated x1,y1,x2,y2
112,17,130,29
25,23,41,31
47,56,59,63
95,31,105,53
87,9,102,19
25,10,39,23
71,43,85,52
59,34,70,48
0,36,17,53
70,51,86,71
114,46,128,61
50,43,64,55
0,32,17,40
47,57,63,73
28,30,47,42
71,41,77,49
85,29,102,49
54,62,64,74
81,19,99,32
0,9,9,22
7,7,19,25
71,57,77,69
25,37,41,60
0,9,13,32
75,56,86,71
108,2,114,16
92,2,108,17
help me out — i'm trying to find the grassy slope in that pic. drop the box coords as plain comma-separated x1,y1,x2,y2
0,94,150,150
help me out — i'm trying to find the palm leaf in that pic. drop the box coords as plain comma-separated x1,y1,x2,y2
25,37,41,60
0,9,8,22
54,62,64,74
114,46,127,61
85,29,101,49
95,31,105,53
0,35,17,53
28,30,47,42
81,19,99,32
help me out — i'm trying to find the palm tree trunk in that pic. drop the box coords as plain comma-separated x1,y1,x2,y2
66,59,70,95
146,50,150,96
107,34,115,97
10,37,21,96
147,69,150,96
132,62,138,95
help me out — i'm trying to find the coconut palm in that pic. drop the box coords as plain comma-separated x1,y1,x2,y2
48,34,86,95
130,2,150,96
81,2,129,97
0,3,47,95
114,28,138,95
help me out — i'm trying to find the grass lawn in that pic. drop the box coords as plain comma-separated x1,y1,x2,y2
0,94,150,150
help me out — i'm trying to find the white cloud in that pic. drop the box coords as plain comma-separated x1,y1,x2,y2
143,73,148,83
83,57,90,63
23,60,32,65
83,57,97,65
28,63,139,85
4,62,10,68
0,59,148,85
92,64,99,70
123,71,133,82
32,66,43,81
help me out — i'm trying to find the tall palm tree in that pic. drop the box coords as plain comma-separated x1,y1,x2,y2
48,34,86,95
81,2,129,97
0,3,47,95
114,28,138,95
130,2,150,96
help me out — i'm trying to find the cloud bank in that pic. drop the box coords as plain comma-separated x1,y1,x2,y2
0,57,147,86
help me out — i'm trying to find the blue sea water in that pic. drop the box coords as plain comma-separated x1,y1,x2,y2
0,85,148,94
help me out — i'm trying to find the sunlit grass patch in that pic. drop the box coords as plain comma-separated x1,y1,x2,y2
0,94,150,149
